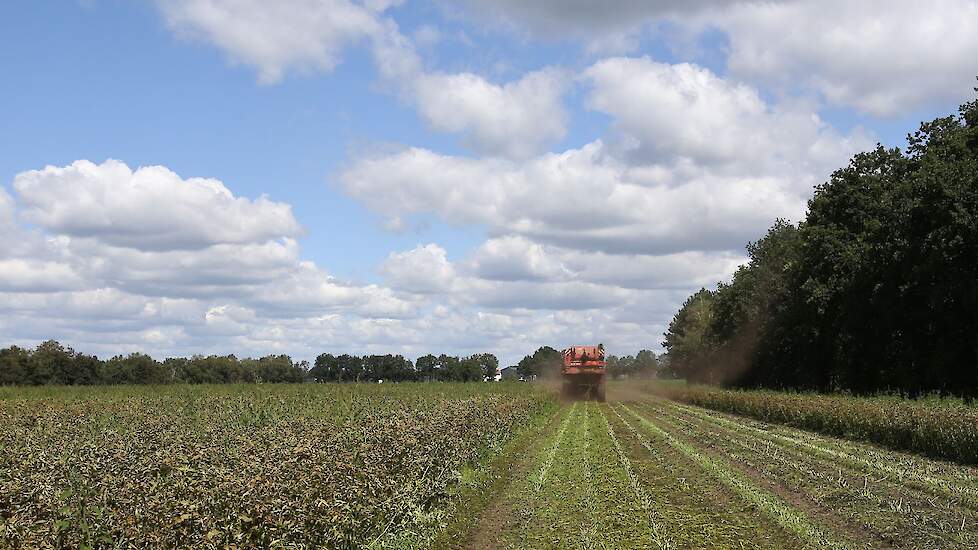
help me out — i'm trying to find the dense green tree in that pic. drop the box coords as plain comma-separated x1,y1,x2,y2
256,355,303,383
436,354,461,381
310,353,339,382
415,354,438,382
0,342,306,386
633,350,658,376
516,346,562,379
100,353,164,385
27,340,75,385
455,356,484,381
704,221,802,386
470,353,499,380
662,289,715,383
664,84,978,395
0,346,29,385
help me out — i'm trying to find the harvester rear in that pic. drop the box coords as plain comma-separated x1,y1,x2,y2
560,345,606,402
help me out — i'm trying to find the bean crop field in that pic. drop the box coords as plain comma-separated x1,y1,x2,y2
2,383,977,549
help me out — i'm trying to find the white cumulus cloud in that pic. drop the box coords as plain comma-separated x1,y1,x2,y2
460,0,978,115
341,58,869,256
410,68,570,159
157,1,571,159
14,160,302,251
380,244,458,294
157,0,396,83
717,0,978,115
0,160,428,360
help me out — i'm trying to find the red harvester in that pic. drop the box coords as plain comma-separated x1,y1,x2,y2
560,345,606,401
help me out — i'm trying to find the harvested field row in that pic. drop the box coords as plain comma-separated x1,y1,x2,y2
606,395,978,549
5,383,978,548
461,392,978,549
642,381,978,464
631,398,978,548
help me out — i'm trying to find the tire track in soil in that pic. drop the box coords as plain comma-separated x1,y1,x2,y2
515,402,600,549
577,403,600,547
603,402,796,549
462,402,578,550
596,404,674,549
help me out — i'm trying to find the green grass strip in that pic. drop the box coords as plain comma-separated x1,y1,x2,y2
533,401,577,494
597,405,674,549
616,404,853,550
578,403,599,547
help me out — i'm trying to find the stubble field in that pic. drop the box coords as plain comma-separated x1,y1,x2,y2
2,382,976,549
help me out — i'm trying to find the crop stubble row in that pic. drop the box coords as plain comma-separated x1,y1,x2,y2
600,396,978,550
632,397,978,549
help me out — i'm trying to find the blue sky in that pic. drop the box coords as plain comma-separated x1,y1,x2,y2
1,0,976,365
2,1,482,281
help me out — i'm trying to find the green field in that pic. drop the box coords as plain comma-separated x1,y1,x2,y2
3,383,978,549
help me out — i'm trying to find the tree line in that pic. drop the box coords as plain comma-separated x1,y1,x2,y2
308,353,498,382
0,340,666,387
0,340,502,386
663,87,978,396
0,340,308,385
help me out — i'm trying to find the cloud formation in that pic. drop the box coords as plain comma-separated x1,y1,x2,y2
410,68,570,159
341,59,870,256
158,0,395,83
461,0,742,36
461,0,978,115
14,160,302,251
718,0,978,115
158,0,571,159
0,160,425,359
10,0,974,365
3,160,685,364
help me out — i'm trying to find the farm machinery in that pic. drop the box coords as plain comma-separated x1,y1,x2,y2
560,345,606,401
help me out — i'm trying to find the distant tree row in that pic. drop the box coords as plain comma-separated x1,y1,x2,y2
663,87,978,396
0,341,501,386
606,350,659,379
307,352,498,383
0,340,307,386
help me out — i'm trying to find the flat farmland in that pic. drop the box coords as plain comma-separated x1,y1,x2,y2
2,383,977,549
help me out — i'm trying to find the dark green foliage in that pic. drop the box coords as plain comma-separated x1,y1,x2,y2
0,346,29,386
661,289,715,383
0,343,308,386
416,353,438,381
664,87,978,395
516,346,562,379
606,350,659,378
472,352,500,381
0,342,498,386
308,351,499,383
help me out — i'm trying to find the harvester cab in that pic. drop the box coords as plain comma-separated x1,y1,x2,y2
560,345,607,402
